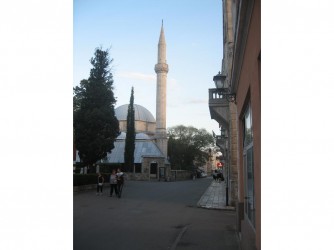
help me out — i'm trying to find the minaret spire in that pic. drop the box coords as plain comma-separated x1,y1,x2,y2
158,22,166,63
154,22,169,158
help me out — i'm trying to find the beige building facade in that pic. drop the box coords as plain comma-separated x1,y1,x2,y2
209,1,261,249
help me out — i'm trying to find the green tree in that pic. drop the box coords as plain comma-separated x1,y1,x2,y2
73,47,120,170
167,125,214,170
124,87,135,172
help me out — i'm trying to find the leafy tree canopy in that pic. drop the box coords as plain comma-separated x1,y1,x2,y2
74,47,120,167
167,125,214,170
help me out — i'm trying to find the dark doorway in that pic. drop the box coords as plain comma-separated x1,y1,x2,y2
150,162,157,178
159,167,166,181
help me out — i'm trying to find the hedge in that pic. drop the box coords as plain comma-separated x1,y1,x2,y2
73,173,111,186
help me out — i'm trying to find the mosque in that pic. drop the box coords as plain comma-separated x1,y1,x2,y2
76,23,171,181
107,103,170,181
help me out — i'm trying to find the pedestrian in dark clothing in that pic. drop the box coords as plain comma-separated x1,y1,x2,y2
109,169,118,197
96,172,104,196
116,168,124,198
213,170,218,181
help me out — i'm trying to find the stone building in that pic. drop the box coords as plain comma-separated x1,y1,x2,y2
208,1,261,249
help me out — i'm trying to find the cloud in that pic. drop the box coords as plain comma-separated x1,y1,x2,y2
117,71,155,82
184,98,207,104
168,78,179,91
167,98,207,110
117,71,181,91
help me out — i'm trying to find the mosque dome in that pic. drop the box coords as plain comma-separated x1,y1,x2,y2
115,104,155,123
115,104,156,135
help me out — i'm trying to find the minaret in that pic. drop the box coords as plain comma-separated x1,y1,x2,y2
154,21,169,158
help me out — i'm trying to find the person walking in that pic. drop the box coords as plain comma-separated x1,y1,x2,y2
96,172,104,196
217,170,222,183
109,169,118,197
116,168,124,198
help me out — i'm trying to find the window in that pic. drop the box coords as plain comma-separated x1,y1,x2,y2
243,103,255,228
134,163,142,173
150,162,157,175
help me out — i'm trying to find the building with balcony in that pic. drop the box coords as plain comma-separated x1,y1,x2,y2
208,0,261,249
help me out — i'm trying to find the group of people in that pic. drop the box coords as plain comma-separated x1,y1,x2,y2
213,169,224,182
96,168,124,198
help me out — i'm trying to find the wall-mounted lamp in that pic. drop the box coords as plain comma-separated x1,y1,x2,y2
213,71,236,103
221,128,228,139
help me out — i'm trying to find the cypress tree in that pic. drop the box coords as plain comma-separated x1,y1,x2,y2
73,47,120,170
124,87,136,172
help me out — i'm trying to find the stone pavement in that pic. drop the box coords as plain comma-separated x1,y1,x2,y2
197,179,235,210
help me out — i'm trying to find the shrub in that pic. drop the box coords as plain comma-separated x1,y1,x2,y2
73,173,112,186
74,168,81,174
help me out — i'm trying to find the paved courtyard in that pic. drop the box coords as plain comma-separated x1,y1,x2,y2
74,178,240,250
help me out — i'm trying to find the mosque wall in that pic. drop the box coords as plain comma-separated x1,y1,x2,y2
118,120,156,134
147,123,156,133
126,157,168,181
118,121,126,132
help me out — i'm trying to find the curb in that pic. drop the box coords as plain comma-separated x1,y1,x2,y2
196,203,236,211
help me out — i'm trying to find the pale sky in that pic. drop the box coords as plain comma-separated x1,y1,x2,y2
74,0,223,134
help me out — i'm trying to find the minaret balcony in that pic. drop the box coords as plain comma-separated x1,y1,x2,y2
154,63,169,73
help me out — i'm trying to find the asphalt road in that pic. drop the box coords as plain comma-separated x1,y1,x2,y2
74,178,239,250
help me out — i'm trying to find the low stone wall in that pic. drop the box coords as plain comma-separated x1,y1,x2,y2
125,170,192,181
126,172,150,181
74,170,193,192
171,170,192,181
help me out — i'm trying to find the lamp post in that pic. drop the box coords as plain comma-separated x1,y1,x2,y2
221,128,229,206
